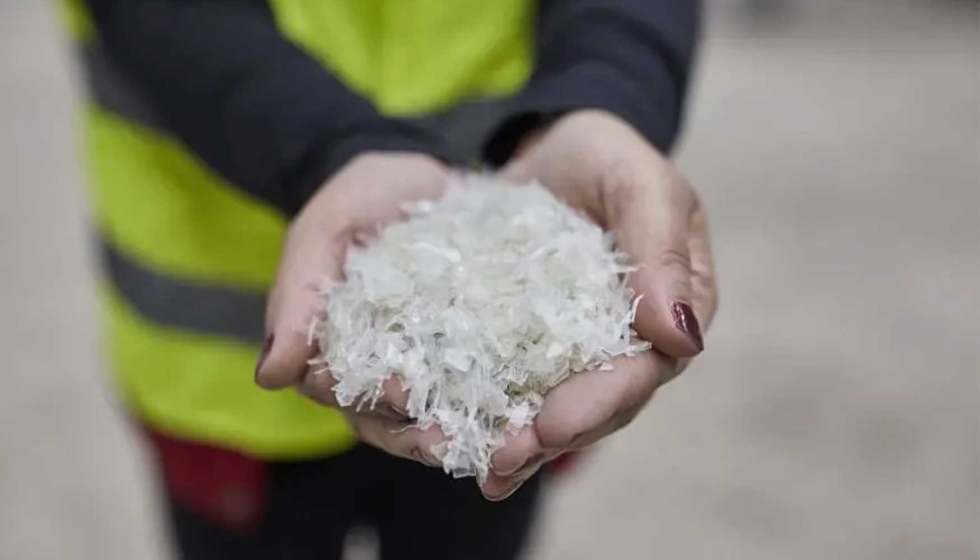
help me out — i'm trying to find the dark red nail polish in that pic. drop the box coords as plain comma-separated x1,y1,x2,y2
255,334,274,379
670,302,704,352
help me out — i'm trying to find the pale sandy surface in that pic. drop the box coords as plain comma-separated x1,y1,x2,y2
1,1,977,559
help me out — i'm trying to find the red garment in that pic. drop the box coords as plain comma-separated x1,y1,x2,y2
144,425,582,534
144,429,268,533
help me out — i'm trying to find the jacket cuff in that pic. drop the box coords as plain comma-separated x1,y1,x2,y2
483,61,679,167
283,122,455,217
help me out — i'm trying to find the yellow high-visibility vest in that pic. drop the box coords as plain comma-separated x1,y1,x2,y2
60,0,533,459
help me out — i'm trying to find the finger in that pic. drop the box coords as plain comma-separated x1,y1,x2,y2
480,450,562,502
483,428,550,501
535,351,663,450
255,230,346,390
481,457,546,502
342,158,452,223
256,157,450,391
378,376,410,415
348,414,446,467
297,364,341,407
491,427,544,476
298,368,411,423
687,203,719,331
604,159,704,358
563,404,643,451
361,376,411,421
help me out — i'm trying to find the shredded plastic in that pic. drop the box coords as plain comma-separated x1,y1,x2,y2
311,176,650,482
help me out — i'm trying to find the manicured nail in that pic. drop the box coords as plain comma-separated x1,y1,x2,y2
254,334,274,379
670,302,704,351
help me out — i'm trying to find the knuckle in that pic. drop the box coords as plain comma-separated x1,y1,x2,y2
537,419,575,450
598,158,640,200
620,369,656,411
611,405,642,431
597,158,642,224
659,248,693,276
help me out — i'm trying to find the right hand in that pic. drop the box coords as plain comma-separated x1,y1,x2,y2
479,110,719,500
254,152,451,467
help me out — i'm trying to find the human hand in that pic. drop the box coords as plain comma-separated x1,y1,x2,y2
254,152,450,467
481,110,718,500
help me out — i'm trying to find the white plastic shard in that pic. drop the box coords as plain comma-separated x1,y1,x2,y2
313,175,651,482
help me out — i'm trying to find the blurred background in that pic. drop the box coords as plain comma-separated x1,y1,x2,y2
1,0,977,558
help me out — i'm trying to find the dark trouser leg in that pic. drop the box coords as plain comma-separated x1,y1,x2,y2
375,456,543,560
162,445,543,560
164,450,361,560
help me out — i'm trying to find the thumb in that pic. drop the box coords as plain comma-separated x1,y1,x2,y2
255,230,345,390
607,161,704,358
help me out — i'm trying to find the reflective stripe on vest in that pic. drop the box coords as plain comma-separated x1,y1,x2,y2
65,0,533,459
101,241,266,343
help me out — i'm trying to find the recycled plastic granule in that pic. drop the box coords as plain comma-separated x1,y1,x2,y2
311,176,650,481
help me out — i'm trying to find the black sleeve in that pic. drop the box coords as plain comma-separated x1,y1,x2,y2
484,0,701,165
83,0,451,217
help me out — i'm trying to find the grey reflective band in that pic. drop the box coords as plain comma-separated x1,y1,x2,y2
85,42,515,344
78,44,510,165
102,240,267,344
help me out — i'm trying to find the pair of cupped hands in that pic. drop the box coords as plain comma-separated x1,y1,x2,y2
254,110,718,500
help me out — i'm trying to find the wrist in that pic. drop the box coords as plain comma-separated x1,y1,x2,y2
296,150,449,238
286,122,452,218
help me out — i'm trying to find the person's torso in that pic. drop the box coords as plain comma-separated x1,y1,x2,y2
61,0,534,459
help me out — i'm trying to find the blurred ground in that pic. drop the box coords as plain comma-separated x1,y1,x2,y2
1,1,977,559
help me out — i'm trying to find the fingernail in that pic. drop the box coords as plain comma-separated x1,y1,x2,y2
411,448,441,468
483,470,536,502
376,403,409,422
494,453,541,477
670,301,704,351
390,403,408,416
492,457,524,476
254,334,274,380
483,489,511,503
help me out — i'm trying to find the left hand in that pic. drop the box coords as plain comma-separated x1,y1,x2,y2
481,110,718,500
254,152,453,466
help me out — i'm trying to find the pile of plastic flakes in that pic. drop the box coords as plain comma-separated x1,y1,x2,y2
311,176,650,481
